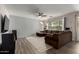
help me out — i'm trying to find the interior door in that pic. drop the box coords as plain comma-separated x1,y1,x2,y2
76,16,79,41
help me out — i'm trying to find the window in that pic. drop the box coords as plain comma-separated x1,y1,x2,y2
48,18,64,31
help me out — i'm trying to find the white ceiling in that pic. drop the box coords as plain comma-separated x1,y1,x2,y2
2,4,79,19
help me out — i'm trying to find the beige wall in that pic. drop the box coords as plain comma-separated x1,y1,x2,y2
9,15,40,38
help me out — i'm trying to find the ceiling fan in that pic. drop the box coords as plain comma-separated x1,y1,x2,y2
37,12,47,17
34,8,47,17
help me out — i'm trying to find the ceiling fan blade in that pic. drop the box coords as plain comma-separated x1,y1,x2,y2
41,15,47,17
38,12,43,16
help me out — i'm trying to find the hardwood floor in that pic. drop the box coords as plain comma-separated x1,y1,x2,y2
15,38,38,54
42,41,79,54
15,38,79,54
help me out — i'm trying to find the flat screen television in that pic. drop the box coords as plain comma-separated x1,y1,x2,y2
3,15,9,32
1,15,4,33
1,15,9,33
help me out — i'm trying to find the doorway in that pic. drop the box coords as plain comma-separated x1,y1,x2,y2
76,15,79,41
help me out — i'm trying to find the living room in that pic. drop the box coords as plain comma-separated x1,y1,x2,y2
1,4,79,54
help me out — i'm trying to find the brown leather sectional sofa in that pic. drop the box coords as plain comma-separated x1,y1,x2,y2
45,31,72,49
36,30,72,49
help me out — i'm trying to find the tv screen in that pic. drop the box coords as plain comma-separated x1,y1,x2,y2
4,15,9,31
1,15,4,33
